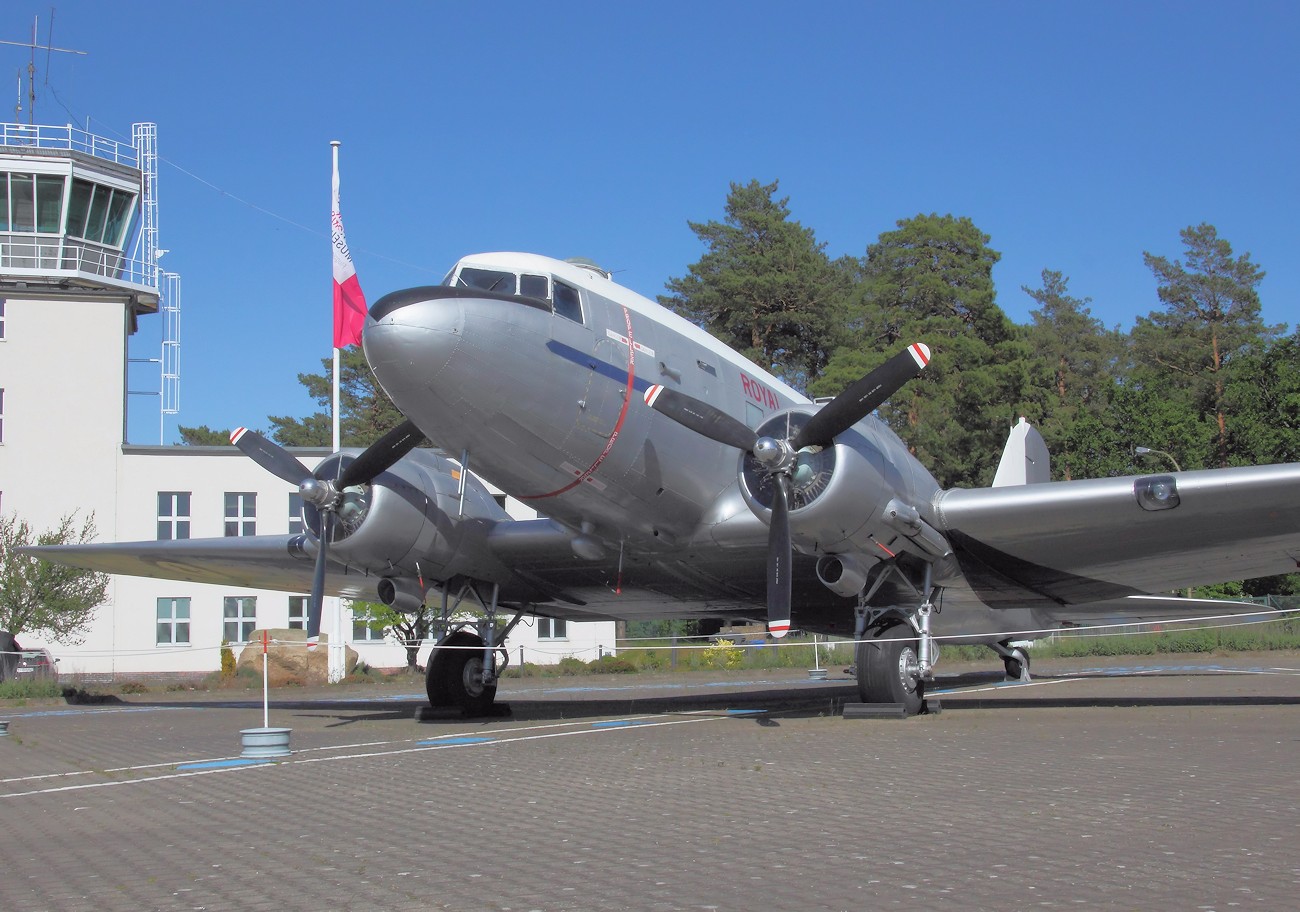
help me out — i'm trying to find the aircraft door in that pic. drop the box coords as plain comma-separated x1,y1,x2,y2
574,332,625,440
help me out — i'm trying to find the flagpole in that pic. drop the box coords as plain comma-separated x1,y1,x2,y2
329,140,344,684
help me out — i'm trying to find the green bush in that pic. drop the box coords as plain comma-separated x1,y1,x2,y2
556,656,587,676
588,655,637,674
118,681,149,694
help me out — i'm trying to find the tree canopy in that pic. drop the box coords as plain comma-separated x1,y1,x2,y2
1,512,109,644
661,179,852,391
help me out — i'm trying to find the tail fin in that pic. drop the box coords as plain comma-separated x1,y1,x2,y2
991,417,1050,486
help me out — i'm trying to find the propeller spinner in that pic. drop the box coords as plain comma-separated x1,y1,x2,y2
644,343,931,637
230,420,426,644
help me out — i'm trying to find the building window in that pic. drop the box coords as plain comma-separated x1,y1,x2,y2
537,617,567,639
288,492,304,535
1,298,6,340
223,596,257,643
157,598,191,646
157,492,191,540
352,605,387,642
288,596,307,630
225,492,256,536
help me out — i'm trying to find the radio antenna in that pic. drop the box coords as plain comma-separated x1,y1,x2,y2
0,13,87,123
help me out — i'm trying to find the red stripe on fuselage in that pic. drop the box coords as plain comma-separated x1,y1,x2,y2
520,305,638,501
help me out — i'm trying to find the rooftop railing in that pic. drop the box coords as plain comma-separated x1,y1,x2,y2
0,122,139,168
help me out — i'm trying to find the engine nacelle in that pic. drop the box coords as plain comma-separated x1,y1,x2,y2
739,410,890,554
301,448,511,581
738,408,952,571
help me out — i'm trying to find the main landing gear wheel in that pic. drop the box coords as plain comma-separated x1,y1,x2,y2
856,624,924,715
1003,647,1030,681
426,630,497,717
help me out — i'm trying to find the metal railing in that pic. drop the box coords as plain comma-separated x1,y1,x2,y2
0,233,155,288
0,122,139,167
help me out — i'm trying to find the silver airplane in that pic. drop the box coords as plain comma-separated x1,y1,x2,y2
30,252,1300,715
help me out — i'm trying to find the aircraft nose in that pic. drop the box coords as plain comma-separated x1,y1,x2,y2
362,286,466,398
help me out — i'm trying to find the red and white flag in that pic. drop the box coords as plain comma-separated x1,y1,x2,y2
331,151,367,348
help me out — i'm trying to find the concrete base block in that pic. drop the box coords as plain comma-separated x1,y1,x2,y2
240,726,292,758
842,702,909,719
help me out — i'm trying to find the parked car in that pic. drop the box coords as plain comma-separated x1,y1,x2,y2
14,645,58,681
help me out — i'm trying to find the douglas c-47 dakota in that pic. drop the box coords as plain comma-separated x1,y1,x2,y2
30,252,1300,715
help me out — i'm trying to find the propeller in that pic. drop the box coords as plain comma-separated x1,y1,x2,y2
644,343,931,637
229,419,426,643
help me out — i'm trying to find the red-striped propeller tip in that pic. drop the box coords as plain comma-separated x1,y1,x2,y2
909,343,931,367
768,620,791,639
644,385,664,407
230,427,248,445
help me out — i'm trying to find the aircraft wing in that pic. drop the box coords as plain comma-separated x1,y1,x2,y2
21,536,384,601
933,463,1300,608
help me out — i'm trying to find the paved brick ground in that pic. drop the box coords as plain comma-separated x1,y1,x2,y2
1,656,1297,911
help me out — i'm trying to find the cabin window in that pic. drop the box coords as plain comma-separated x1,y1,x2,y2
553,280,583,323
520,273,549,299
458,267,516,294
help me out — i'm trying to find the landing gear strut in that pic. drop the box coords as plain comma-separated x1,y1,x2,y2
992,641,1031,681
850,560,937,715
855,624,924,715
424,579,524,716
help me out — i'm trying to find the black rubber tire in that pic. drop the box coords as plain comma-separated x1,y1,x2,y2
1003,647,1029,679
856,624,924,715
426,630,497,716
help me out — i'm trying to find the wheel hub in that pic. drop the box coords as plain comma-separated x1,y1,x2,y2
897,647,920,695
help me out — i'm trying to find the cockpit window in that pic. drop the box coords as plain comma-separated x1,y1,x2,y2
458,267,516,294
520,274,549,299
554,280,583,323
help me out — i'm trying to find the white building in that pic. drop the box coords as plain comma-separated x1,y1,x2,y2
0,122,614,681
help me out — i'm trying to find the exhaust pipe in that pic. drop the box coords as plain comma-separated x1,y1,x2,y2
377,577,427,613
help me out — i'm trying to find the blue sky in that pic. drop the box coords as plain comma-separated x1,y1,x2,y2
9,1,1297,444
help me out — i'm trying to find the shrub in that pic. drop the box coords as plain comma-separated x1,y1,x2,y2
220,641,236,678
118,681,149,694
588,655,637,674
556,657,587,676
701,639,744,670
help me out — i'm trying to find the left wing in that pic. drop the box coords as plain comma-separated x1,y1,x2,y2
932,463,1300,607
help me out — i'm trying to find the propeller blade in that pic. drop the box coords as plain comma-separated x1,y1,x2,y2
644,385,759,452
305,512,333,647
792,343,931,450
766,473,792,638
230,427,313,487
337,419,426,488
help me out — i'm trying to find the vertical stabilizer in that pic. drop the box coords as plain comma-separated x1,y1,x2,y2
991,417,1051,486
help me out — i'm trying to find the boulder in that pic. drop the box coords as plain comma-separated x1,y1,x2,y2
234,628,359,686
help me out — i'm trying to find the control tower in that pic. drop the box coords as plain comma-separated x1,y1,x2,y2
0,121,177,527
0,120,180,442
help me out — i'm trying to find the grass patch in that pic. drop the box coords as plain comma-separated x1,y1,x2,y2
0,678,63,700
